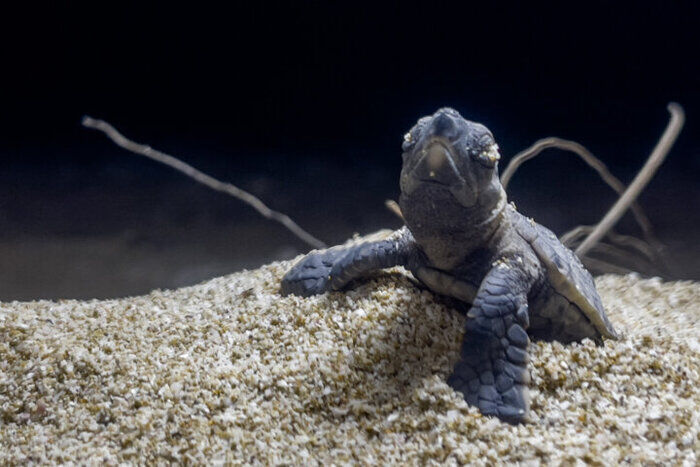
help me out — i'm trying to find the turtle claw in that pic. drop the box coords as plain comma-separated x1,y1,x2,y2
496,405,527,425
280,248,347,296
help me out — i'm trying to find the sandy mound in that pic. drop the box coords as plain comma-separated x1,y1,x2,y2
1,259,698,464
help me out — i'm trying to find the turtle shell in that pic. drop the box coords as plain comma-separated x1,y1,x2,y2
511,208,618,340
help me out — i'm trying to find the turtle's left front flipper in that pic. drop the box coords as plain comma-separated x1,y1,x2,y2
448,258,535,424
280,227,417,297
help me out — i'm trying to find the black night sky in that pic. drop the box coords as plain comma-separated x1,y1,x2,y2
1,2,698,299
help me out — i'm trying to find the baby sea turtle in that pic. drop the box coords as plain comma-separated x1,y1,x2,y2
280,108,618,424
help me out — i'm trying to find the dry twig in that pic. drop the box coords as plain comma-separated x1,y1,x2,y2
501,104,684,275
560,226,660,264
500,136,657,246
577,256,635,275
82,116,326,250
575,103,684,256
581,241,659,274
384,199,404,221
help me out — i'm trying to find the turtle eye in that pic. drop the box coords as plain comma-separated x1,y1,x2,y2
474,143,501,168
401,131,415,152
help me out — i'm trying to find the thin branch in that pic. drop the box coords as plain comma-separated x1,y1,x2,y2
82,116,326,250
576,103,685,256
578,256,636,275
579,242,659,274
501,136,657,246
385,199,405,222
561,227,661,273
561,225,662,265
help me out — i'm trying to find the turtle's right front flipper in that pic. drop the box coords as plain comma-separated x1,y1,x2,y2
279,246,348,296
280,227,417,297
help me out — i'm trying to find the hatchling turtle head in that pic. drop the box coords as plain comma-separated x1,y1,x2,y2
400,107,503,208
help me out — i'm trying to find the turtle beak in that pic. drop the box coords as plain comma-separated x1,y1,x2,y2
401,138,479,207
413,141,463,187
409,109,465,187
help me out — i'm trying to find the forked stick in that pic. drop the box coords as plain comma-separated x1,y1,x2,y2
575,103,684,256
501,136,656,244
561,226,660,263
577,257,634,275
385,199,405,221
82,116,327,250
578,242,659,273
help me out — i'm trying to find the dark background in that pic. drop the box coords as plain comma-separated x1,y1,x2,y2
1,2,698,300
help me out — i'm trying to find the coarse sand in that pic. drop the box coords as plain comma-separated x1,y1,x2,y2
1,255,698,464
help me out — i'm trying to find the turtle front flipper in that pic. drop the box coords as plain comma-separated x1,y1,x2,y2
279,247,348,296
280,227,417,297
448,259,534,424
